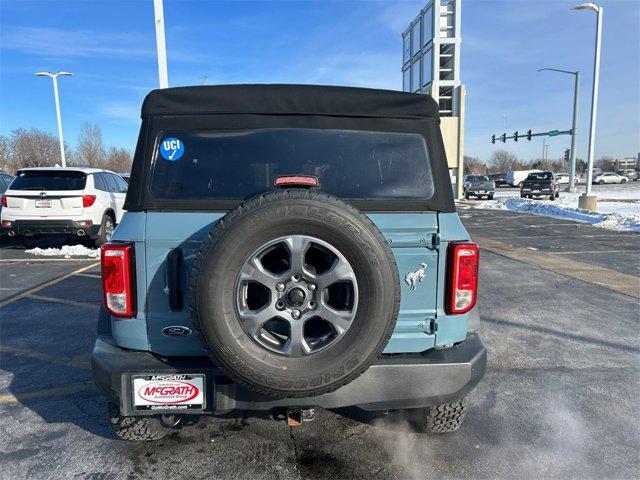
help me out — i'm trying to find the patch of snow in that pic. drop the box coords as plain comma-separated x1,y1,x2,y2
469,182,640,232
472,197,640,232
25,244,100,259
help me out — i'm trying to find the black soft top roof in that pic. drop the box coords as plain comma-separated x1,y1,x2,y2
141,84,440,119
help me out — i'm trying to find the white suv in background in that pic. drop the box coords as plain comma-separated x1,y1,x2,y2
1,167,127,246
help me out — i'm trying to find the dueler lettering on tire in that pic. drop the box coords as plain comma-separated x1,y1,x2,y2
189,189,400,398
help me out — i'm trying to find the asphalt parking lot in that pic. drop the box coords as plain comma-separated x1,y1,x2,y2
1,209,638,480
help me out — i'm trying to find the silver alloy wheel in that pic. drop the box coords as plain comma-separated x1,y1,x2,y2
235,235,358,357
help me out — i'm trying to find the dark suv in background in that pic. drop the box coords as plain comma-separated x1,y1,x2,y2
463,175,495,200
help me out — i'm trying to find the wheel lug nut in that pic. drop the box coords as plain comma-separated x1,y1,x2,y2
276,283,285,292
291,309,301,319
308,283,316,291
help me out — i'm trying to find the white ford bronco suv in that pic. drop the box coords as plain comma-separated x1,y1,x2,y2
92,85,486,441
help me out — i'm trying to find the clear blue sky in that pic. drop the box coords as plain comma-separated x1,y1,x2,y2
1,0,638,163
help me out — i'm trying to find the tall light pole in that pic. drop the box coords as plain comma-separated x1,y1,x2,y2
36,71,73,167
573,2,603,210
538,68,580,192
153,0,169,88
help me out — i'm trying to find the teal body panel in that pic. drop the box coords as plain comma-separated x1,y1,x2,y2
145,212,224,355
368,214,438,353
109,209,472,355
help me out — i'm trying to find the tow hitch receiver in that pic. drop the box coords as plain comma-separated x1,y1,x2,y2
286,408,316,426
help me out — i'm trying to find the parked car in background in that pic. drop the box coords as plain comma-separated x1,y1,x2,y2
488,173,509,187
464,175,495,200
617,170,638,181
119,173,131,184
593,172,628,184
555,173,582,185
520,171,559,200
506,169,543,188
1,167,128,246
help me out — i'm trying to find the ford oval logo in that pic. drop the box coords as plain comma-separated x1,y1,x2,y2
162,326,192,337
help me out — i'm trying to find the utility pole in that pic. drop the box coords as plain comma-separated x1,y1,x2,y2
542,138,547,161
153,0,169,89
36,71,73,167
538,68,580,191
573,3,603,210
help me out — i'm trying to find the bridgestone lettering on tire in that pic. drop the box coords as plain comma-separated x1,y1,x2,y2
189,189,400,398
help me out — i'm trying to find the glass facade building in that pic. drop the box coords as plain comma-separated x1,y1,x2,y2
401,0,461,117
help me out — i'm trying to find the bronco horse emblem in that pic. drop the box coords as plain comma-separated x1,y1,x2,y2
405,263,428,291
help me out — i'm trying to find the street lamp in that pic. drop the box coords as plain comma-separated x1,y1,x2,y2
36,71,73,168
538,68,580,192
573,2,603,211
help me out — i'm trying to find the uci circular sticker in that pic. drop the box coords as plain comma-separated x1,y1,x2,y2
159,138,184,161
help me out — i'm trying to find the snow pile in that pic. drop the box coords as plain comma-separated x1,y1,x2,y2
25,244,100,259
467,182,640,232
474,197,640,232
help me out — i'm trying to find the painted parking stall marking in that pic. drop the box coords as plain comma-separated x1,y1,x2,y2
133,374,204,411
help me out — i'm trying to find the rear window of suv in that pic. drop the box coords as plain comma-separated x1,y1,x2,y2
11,170,87,191
150,129,434,201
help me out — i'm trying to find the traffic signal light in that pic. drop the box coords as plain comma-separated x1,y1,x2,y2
526,129,532,141
500,133,506,143
564,149,570,163
491,135,496,144
513,131,519,142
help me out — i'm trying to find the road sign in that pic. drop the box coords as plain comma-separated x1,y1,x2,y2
548,130,560,137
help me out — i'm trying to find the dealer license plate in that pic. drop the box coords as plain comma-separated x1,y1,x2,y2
35,199,52,208
132,374,205,411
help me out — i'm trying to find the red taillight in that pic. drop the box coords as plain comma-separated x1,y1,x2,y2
446,241,479,314
83,195,96,208
101,242,136,318
274,175,319,188
1,196,7,207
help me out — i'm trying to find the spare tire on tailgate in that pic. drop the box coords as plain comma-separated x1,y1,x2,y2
189,189,400,398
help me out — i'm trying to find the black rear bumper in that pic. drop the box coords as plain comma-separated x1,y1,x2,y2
92,333,487,416
2,219,99,236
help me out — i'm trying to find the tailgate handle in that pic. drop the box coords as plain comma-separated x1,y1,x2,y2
167,248,183,311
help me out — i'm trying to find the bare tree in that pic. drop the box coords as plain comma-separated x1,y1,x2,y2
531,158,565,172
488,150,521,173
75,123,106,167
104,147,132,173
463,156,487,175
0,135,11,173
595,156,615,172
4,128,67,173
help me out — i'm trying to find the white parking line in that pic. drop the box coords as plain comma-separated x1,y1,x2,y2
27,294,100,309
0,262,99,308
0,258,98,263
475,236,640,299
